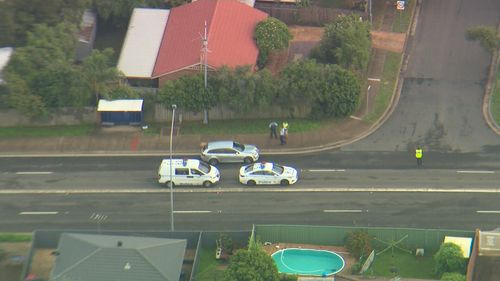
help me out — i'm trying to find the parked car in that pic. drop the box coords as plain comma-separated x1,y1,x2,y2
158,159,220,187
200,141,259,165
239,162,298,186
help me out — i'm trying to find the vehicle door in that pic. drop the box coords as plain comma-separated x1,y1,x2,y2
174,168,191,185
190,168,206,185
221,148,238,162
260,170,277,185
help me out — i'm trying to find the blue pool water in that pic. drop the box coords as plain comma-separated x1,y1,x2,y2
271,248,345,276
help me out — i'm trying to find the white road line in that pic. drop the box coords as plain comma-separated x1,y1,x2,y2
19,211,59,215
368,78,381,81
323,209,363,213
16,171,53,175
456,170,495,174
309,169,346,172
173,210,212,214
477,210,500,214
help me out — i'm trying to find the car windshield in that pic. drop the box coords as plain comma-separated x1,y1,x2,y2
198,161,211,173
244,164,254,173
272,164,284,174
233,142,245,152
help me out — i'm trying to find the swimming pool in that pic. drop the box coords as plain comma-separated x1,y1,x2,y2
271,248,345,276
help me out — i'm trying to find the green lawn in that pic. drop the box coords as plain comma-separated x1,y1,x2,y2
367,249,437,279
365,51,402,123
194,247,226,281
492,66,500,126
0,124,96,137
0,233,32,242
146,118,325,135
392,0,416,33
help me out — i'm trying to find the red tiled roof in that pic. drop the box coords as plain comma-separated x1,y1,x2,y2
152,0,268,77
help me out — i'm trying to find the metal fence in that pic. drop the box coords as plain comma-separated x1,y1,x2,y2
253,224,474,254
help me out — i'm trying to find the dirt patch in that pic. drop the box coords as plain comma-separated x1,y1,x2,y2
289,26,324,42
0,242,31,281
371,31,406,53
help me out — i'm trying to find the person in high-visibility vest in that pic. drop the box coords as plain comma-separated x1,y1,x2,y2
415,146,423,167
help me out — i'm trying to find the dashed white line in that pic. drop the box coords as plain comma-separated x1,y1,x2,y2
309,169,346,172
456,170,494,174
19,211,59,215
173,210,212,214
323,209,363,213
16,171,53,175
477,210,500,214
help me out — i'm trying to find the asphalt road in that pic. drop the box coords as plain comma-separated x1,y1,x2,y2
346,0,500,153
1,192,500,232
1,155,499,190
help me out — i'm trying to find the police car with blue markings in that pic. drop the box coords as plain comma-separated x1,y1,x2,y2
239,162,298,186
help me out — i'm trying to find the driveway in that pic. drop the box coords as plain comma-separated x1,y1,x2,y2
346,0,500,153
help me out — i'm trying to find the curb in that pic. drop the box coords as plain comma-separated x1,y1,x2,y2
482,21,500,135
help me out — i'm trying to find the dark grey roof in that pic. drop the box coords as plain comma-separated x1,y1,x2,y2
51,233,186,281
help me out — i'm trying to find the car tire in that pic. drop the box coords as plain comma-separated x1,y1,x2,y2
165,181,175,188
280,179,289,186
203,181,212,188
243,157,254,164
247,180,256,186
208,158,219,165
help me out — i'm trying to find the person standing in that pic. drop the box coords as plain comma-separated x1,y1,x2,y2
269,121,278,139
279,126,287,145
415,146,423,168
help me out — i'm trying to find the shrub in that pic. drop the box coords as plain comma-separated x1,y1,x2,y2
279,273,298,281
346,230,373,260
441,272,466,281
434,242,466,277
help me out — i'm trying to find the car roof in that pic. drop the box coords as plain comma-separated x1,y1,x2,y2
247,162,274,171
161,159,200,167
206,141,235,149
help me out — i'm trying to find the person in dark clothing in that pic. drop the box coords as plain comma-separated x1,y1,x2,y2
269,121,278,139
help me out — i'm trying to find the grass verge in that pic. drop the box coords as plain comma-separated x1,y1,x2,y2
0,124,95,138
392,0,416,33
145,118,325,135
0,233,32,242
365,51,402,123
367,249,437,279
194,247,226,281
492,65,500,126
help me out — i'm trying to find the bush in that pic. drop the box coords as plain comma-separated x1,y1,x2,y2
441,272,466,281
350,260,362,274
279,273,298,281
346,231,373,260
434,242,466,277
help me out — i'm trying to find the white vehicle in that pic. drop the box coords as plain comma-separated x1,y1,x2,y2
158,159,220,188
239,162,298,186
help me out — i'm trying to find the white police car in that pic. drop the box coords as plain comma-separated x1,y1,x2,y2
239,162,298,186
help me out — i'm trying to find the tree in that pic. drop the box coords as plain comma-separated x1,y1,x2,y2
466,26,500,53
158,73,217,114
223,242,280,281
346,230,372,260
0,0,90,46
254,17,293,68
441,272,466,281
311,14,371,74
80,48,123,104
434,242,466,277
93,0,166,27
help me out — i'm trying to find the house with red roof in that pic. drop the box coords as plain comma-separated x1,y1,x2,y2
118,0,268,87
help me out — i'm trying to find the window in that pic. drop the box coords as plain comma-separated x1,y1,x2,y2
175,168,189,175
191,169,203,176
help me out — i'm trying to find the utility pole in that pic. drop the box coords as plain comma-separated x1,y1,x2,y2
202,21,209,125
